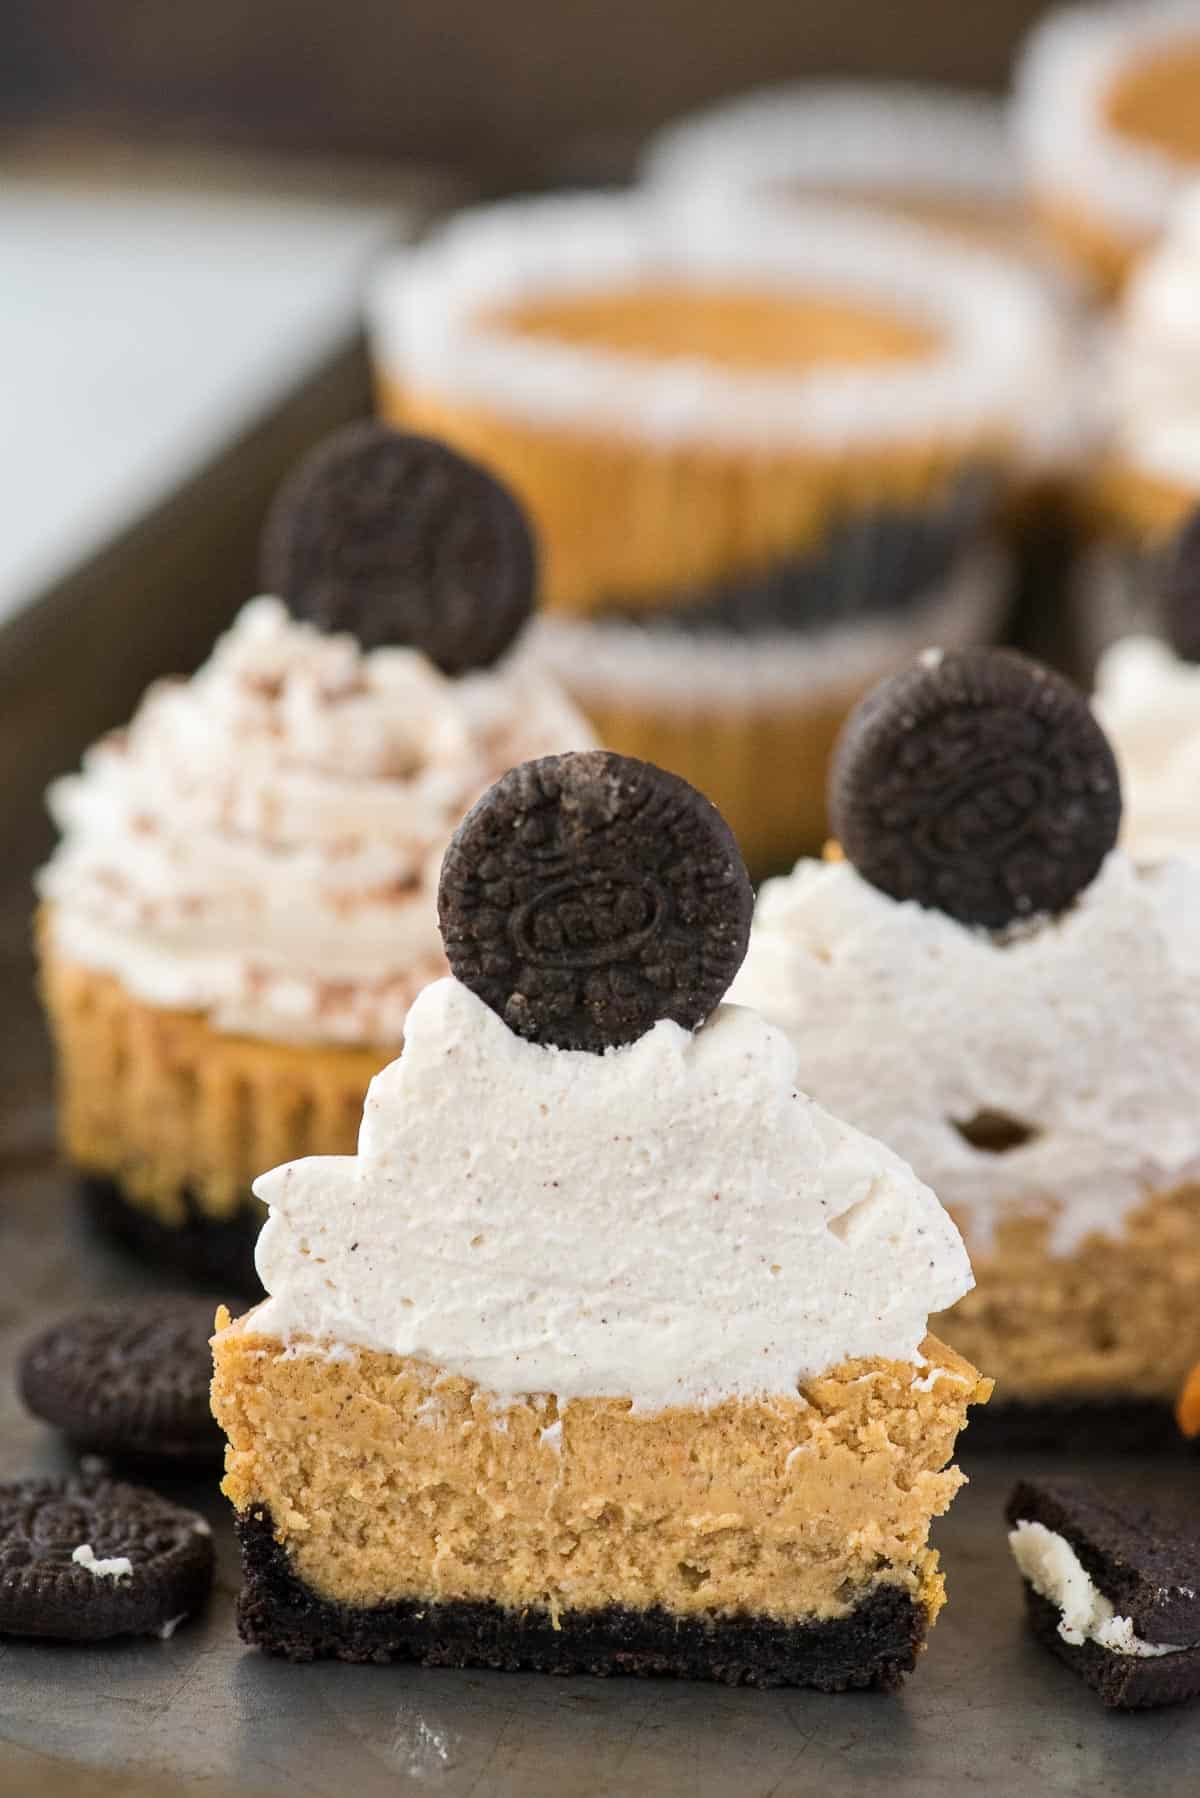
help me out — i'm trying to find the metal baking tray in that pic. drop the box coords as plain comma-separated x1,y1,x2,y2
2,907,1199,1797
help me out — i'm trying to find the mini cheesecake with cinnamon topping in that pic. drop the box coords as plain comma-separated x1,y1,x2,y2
213,751,988,1687
35,426,593,1285
733,646,1200,1445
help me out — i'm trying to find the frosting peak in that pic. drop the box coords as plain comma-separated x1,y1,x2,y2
38,598,593,1044
1110,181,1200,483
729,852,1200,1253
251,977,973,1407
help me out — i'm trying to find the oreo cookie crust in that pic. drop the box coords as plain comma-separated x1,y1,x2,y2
439,751,754,1051
829,647,1122,930
1159,506,1200,666
235,1509,926,1687
0,1477,214,1642
260,422,536,674
81,1174,261,1295
1007,1477,1200,1709
19,1298,222,1465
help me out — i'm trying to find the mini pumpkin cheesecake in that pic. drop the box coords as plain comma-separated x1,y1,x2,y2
35,425,593,1286
213,750,988,1685
1015,0,1200,294
368,192,1042,870
731,646,1200,1447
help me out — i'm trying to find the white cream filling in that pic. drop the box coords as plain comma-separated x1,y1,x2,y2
1013,1,1200,239
251,977,973,1410
72,1544,133,1581
368,190,1061,454
1010,1520,1191,1658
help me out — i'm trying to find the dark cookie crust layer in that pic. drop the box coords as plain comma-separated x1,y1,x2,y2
0,1477,214,1642
1022,1586,1200,1711
439,751,754,1052
1007,1477,1200,1645
829,647,1122,929
235,1510,927,1689
962,1397,1187,1458
604,472,993,638
81,1176,261,1297
19,1298,222,1465
260,422,536,674
1159,507,1200,665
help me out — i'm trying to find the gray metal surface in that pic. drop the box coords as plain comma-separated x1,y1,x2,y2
2,877,1200,1796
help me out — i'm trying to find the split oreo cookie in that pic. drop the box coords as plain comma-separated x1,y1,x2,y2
438,750,754,1052
18,1298,221,1465
260,422,536,674
1007,1476,1200,1709
0,1476,214,1641
829,647,1122,930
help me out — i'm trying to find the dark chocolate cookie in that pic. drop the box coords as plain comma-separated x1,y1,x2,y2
829,647,1122,930
0,1476,214,1641
1159,507,1200,664
260,422,536,673
19,1299,221,1464
438,750,754,1052
1007,1477,1200,1709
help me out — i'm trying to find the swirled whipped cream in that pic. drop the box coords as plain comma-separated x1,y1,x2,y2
251,977,973,1406
1108,181,1200,487
38,599,593,1045
728,853,1200,1255
1096,635,1200,861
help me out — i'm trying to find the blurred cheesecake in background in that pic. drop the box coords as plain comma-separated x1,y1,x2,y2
1015,0,1200,295
643,81,1037,259
370,192,1064,870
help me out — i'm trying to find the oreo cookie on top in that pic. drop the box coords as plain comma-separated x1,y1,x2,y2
260,421,537,674
829,646,1122,930
438,750,754,1052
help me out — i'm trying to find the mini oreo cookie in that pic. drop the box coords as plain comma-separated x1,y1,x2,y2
1159,507,1200,665
0,1476,214,1641
438,750,754,1052
19,1299,221,1464
261,422,536,674
829,647,1122,930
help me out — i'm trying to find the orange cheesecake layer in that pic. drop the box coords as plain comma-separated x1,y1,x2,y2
213,1317,989,1621
38,915,410,1225
935,1182,1200,1405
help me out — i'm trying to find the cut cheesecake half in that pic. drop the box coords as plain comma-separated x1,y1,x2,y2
212,751,988,1687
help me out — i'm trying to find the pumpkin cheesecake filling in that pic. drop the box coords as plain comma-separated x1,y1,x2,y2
213,966,986,1683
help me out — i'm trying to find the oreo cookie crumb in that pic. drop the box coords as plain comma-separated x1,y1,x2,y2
19,1298,221,1465
439,750,753,1052
0,1476,214,1641
829,647,1122,929
261,422,536,674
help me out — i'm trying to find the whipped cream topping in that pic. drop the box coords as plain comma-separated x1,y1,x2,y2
252,977,973,1407
527,549,1006,708
1096,635,1200,861
644,82,1019,208
369,190,1061,454
728,853,1200,1255
1014,1,1200,240
38,598,593,1045
1108,181,1200,486
1010,1521,1190,1657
